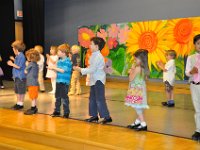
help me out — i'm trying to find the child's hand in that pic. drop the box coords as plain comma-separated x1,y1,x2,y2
190,67,198,74
7,60,13,66
46,54,49,58
9,56,15,61
24,70,28,74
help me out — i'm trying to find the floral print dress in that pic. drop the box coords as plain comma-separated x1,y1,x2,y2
125,74,149,109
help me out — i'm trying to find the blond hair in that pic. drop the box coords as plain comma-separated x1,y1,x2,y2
34,45,43,54
50,46,58,54
58,43,70,56
71,45,80,53
11,40,26,52
26,48,40,62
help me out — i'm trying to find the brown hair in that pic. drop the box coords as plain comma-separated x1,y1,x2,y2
90,37,105,51
166,50,177,59
57,43,70,56
34,45,43,54
26,48,40,62
11,40,26,52
134,49,149,77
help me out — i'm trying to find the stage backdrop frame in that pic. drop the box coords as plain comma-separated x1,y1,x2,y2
78,16,200,81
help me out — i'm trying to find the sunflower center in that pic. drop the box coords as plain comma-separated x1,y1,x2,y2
82,33,90,41
174,19,193,44
138,31,158,53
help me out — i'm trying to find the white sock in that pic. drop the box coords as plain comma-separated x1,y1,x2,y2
17,102,23,106
141,122,147,127
131,119,140,125
32,100,36,107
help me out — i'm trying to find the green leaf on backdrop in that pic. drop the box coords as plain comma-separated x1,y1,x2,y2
108,47,125,75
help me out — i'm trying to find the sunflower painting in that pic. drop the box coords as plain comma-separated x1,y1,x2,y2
78,16,200,80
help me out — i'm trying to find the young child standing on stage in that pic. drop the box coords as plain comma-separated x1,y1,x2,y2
35,45,45,92
49,43,72,118
0,55,4,89
68,45,81,95
7,40,26,110
186,34,200,141
125,49,149,131
46,46,58,94
157,50,177,107
24,49,40,115
74,37,112,124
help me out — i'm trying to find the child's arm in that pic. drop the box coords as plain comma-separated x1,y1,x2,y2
129,67,140,81
47,61,71,73
9,56,15,61
185,56,198,76
46,54,57,65
156,61,167,72
74,58,99,75
7,60,20,69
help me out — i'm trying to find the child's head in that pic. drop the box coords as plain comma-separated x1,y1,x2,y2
71,45,80,54
165,50,177,60
57,43,70,58
25,48,40,62
34,45,43,54
90,37,105,52
134,49,149,76
193,34,200,53
11,40,26,55
50,46,57,55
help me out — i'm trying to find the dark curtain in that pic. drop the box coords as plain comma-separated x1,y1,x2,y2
0,0,15,80
23,0,44,49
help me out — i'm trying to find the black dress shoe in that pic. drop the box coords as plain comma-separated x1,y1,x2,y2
24,107,38,115
127,123,141,129
51,111,60,117
100,117,112,124
63,113,69,118
192,132,200,141
135,125,147,131
85,116,99,122
12,104,24,110
162,102,175,107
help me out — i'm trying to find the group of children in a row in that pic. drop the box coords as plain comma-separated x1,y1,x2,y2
7,40,81,116
4,34,200,140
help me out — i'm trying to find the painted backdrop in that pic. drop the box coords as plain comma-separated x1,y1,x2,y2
78,16,200,80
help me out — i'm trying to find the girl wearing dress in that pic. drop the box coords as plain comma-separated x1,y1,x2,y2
125,49,149,131
46,46,58,94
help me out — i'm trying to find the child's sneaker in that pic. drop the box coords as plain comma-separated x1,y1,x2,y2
0,86,4,89
24,107,38,115
12,104,24,110
51,111,60,117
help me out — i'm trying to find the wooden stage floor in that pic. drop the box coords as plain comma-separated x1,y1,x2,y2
0,79,197,139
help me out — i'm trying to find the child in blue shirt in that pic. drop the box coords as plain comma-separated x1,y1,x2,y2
7,40,26,110
48,43,72,118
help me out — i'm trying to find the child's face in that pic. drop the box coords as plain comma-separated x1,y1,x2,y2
50,49,56,55
135,57,141,66
57,50,66,58
71,48,77,54
195,39,200,53
166,54,173,61
12,47,19,55
90,41,98,52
